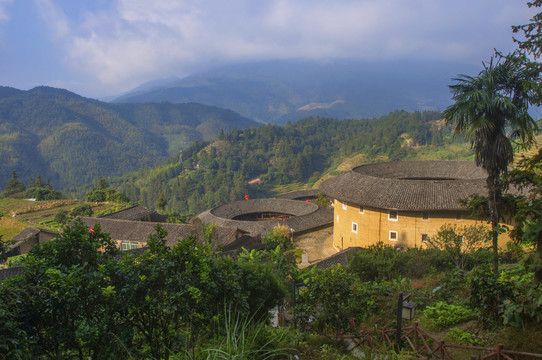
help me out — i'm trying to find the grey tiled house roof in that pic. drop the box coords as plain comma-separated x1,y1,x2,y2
197,198,333,238
80,217,246,251
319,161,489,211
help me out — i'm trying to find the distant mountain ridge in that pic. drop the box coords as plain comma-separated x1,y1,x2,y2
113,59,480,124
0,86,258,190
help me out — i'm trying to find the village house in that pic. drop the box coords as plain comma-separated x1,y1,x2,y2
79,217,251,252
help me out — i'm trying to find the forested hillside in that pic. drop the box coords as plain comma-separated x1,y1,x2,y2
0,86,257,190
112,110,473,216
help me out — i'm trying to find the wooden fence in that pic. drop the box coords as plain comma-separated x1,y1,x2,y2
347,322,542,359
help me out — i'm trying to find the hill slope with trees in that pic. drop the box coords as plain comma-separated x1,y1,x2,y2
111,110,473,216
0,86,258,191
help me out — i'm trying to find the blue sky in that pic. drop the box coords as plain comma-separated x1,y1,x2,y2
0,0,537,98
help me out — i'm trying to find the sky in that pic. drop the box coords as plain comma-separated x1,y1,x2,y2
0,0,537,99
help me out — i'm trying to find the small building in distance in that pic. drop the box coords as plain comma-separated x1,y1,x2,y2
7,226,58,256
79,217,251,252
319,160,513,251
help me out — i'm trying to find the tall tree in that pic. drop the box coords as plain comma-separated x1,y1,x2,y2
2,170,26,196
443,57,539,277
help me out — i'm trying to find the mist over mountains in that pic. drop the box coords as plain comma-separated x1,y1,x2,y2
113,59,480,124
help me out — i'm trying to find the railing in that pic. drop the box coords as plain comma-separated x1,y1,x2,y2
347,322,542,359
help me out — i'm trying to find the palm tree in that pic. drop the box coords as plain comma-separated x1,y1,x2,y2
443,57,539,277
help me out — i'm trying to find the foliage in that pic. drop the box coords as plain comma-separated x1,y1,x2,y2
0,88,256,191
468,266,514,327
184,308,294,360
348,242,450,281
2,171,25,197
0,218,289,359
70,204,94,217
502,148,542,281
423,301,474,330
23,187,62,201
262,225,292,250
511,0,542,62
447,327,483,346
86,187,130,203
315,193,331,207
113,110,460,215
294,266,377,339
0,235,15,263
501,267,542,328
425,224,490,270
443,56,540,277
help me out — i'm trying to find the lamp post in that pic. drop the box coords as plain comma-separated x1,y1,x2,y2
395,292,416,353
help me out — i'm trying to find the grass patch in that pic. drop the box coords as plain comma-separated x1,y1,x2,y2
0,216,28,240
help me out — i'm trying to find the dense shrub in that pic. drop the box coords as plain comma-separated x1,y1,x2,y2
23,186,62,200
468,266,514,327
423,301,474,330
347,242,449,281
70,204,93,217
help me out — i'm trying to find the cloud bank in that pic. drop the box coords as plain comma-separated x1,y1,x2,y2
24,0,539,95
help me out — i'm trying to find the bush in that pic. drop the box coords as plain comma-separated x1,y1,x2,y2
23,187,62,200
468,266,513,327
348,242,442,281
262,225,292,250
423,301,474,330
447,327,483,346
70,204,93,217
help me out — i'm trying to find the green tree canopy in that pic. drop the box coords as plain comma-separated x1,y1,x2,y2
2,170,25,197
443,57,540,276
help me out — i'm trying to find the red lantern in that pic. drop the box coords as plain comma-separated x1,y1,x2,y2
90,227,95,234
306,199,310,202
245,195,249,199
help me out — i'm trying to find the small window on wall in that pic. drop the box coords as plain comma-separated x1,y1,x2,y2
121,241,138,250
359,206,365,214
389,231,398,241
336,215,339,223
422,212,430,220
352,222,358,233
388,210,398,221
342,202,348,210
421,234,428,243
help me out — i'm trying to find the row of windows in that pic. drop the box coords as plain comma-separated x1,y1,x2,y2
121,241,139,250
340,201,463,221
350,222,429,242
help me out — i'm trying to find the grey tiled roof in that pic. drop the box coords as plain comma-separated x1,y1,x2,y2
197,199,333,238
10,227,40,242
100,205,159,221
10,227,58,248
276,189,320,200
314,247,363,270
79,217,245,250
319,161,490,211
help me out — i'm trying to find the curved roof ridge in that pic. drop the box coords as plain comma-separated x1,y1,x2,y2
319,161,489,211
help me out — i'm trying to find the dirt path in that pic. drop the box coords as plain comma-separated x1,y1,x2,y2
294,227,337,266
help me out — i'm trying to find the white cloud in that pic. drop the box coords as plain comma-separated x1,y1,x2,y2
0,0,13,22
51,0,533,94
34,0,70,39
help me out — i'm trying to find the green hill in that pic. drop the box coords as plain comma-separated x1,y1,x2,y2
0,86,258,190
112,110,473,215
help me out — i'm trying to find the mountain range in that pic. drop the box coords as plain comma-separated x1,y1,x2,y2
113,59,480,124
0,86,257,190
